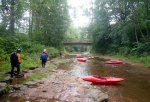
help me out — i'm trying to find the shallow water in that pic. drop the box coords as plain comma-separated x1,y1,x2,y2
58,55,150,102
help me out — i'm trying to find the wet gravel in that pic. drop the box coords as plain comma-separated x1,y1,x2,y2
21,69,108,102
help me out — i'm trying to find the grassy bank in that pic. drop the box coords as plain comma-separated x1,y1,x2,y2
23,57,69,83
108,54,150,68
0,48,61,80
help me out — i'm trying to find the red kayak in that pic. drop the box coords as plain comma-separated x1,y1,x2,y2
105,60,122,64
0,62,4,64
77,58,86,62
76,56,84,58
79,75,124,85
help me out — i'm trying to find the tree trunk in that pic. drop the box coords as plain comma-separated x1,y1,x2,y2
134,21,139,46
29,3,33,39
133,5,139,46
9,0,15,34
135,13,146,42
145,0,149,41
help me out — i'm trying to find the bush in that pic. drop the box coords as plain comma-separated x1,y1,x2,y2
0,49,7,61
0,32,59,72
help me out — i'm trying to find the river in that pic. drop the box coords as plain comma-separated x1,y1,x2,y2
58,54,150,102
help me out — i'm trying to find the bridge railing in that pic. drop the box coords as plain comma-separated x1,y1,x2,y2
63,42,92,46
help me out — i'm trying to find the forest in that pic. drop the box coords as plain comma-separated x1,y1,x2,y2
0,0,150,68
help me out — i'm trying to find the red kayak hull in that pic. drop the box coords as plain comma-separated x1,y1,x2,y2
105,60,122,64
76,56,84,58
0,62,4,64
79,75,124,84
77,58,86,62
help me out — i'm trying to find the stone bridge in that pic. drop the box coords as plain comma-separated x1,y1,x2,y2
63,42,92,46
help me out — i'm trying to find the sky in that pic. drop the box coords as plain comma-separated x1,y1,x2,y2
67,0,93,27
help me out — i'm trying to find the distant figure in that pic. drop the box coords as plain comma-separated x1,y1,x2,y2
40,51,48,68
10,49,21,77
43,49,49,59
59,51,62,58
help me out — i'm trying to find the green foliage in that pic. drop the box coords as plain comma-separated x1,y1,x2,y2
1,35,20,53
0,61,11,71
0,31,59,72
0,25,8,35
0,0,24,34
29,0,70,48
130,42,150,56
139,56,150,67
118,46,131,55
64,46,75,52
46,47,58,58
0,49,7,61
87,0,150,57
21,53,40,70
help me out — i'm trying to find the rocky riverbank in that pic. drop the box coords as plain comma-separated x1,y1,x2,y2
0,58,108,102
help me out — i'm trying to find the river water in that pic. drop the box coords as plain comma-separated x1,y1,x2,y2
58,54,150,102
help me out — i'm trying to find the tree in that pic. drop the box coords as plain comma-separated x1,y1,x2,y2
0,0,24,34
87,0,150,55
28,0,70,47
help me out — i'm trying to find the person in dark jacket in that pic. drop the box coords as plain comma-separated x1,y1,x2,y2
10,49,21,77
40,51,47,68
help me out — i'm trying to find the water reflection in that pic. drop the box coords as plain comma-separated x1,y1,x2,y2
71,63,89,76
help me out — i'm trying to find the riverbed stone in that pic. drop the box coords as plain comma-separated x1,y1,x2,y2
20,69,108,101
0,82,8,96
